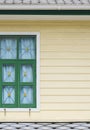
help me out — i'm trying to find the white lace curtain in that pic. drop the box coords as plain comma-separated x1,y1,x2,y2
0,38,35,59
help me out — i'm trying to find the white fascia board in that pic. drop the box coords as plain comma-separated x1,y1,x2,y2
0,4,90,10
0,15,90,20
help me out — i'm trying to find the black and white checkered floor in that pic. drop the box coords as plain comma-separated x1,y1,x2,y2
0,123,90,130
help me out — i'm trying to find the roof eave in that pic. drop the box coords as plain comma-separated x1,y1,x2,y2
0,5,90,10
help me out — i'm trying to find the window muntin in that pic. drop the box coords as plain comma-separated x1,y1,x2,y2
0,35,36,108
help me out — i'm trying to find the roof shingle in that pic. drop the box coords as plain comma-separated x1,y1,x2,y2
0,0,90,10
0,0,90,5
0,122,90,129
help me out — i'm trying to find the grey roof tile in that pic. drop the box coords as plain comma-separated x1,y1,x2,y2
0,0,90,10
56,0,64,4
0,123,90,129
40,0,48,4
0,0,90,5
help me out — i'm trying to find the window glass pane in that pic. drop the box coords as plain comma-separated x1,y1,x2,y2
20,86,33,104
2,64,15,82
19,38,35,59
2,86,15,104
20,64,33,82
0,39,17,59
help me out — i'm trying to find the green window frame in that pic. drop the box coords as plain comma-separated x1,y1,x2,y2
0,35,37,108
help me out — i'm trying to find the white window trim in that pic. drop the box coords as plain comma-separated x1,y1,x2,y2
0,32,40,111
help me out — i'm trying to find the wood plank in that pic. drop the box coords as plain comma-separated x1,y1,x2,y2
41,67,90,74
41,74,90,81
41,89,90,96
41,39,90,46
41,59,90,66
40,81,90,89
47,33,90,40
41,45,90,52
41,27,90,33
41,52,90,59
41,96,90,103
1,111,90,122
41,103,90,110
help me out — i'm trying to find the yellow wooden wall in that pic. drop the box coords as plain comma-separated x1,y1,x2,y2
0,21,90,122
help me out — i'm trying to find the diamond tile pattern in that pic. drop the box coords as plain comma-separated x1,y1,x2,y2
0,123,90,130
0,0,90,5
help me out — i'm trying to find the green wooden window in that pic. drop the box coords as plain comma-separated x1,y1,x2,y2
0,35,36,108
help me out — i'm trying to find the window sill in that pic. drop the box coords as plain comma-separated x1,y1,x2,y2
0,108,40,112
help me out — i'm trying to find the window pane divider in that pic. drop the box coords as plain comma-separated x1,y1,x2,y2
20,83,34,86
2,83,16,86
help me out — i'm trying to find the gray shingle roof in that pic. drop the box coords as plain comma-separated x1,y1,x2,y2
0,0,90,10
0,122,90,129
0,0,90,5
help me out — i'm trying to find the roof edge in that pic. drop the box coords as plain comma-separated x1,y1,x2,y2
0,5,90,10
0,10,90,15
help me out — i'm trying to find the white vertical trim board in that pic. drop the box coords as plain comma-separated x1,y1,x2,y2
0,32,40,111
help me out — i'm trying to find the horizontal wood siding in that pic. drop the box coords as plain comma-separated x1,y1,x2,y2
0,21,90,122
